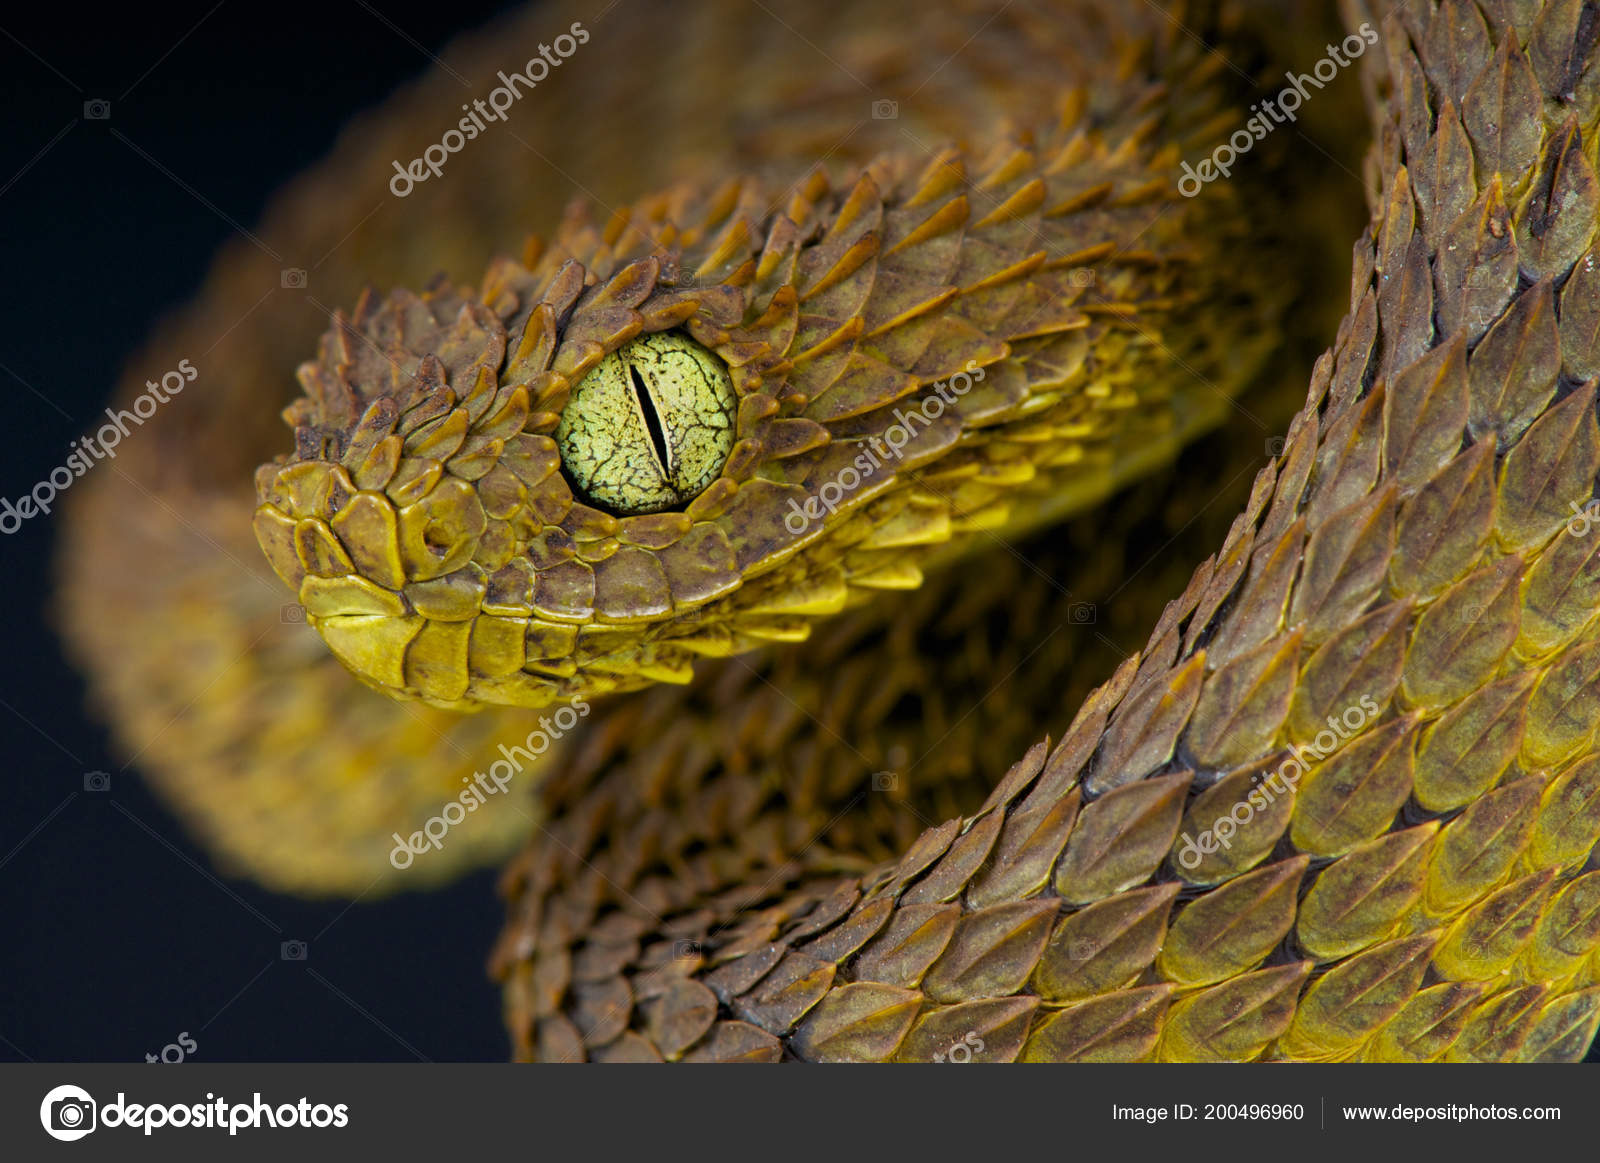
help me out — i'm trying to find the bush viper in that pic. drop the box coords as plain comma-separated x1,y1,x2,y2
57,0,1600,1061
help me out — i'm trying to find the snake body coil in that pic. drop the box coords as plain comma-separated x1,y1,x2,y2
57,0,1600,1061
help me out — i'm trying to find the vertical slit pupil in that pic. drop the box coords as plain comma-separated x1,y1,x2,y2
628,362,674,480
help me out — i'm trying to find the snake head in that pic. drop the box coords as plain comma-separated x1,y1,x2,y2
255,142,1237,711
251,169,1019,710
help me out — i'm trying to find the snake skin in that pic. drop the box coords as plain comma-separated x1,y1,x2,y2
252,11,1273,715
57,0,1284,894
55,0,1600,1061
493,0,1600,1063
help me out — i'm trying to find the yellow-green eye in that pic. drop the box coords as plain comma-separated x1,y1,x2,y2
555,332,737,515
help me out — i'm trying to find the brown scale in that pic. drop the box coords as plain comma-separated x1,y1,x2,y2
59,0,1600,1065
60,0,1299,894
495,0,1600,1061
491,416,1302,1061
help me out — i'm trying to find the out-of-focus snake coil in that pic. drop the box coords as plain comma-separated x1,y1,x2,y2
56,0,1600,1061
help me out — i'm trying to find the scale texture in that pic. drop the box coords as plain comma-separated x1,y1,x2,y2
56,0,1600,1061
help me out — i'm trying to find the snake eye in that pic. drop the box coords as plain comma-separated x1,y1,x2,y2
555,331,737,515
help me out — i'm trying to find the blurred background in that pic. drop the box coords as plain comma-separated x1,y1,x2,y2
0,0,526,1063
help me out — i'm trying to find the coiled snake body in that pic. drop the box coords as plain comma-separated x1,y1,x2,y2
57,0,1600,1061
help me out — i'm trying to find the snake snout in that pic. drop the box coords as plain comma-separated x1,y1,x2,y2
252,456,564,709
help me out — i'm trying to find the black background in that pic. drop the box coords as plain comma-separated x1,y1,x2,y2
1,0,528,1064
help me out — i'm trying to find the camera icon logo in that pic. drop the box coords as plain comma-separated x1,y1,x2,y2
40,1084,96,1141
281,268,308,289
672,938,702,961
83,771,111,792
870,770,899,792
1265,435,1287,457
281,940,308,961
280,603,307,624
871,98,898,119
1068,602,1097,625
83,99,110,120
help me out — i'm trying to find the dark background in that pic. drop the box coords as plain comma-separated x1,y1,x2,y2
1,0,529,1063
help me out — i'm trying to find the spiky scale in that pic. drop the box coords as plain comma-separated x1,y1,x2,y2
1297,824,1437,961
1156,857,1308,987
1053,773,1188,903
55,0,1600,1065
1159,963,1312,1063
1280,935,1440,1059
